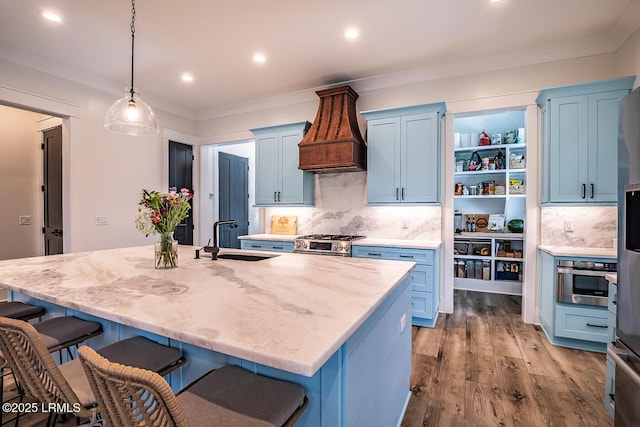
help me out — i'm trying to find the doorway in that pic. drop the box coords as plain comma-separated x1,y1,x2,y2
169,140,194,245
218,152,249,248
43,126,63,255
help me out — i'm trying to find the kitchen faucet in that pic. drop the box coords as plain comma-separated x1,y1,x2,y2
203,220,237,260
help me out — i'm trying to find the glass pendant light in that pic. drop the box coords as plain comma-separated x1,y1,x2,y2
104,0,159,136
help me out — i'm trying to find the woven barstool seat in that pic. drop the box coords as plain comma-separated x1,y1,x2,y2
0,301,45,321
79,346,308,427
0,317,187,427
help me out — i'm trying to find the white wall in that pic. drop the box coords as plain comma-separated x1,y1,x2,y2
0,58,198,253
615,27,640,88
0,105,45,260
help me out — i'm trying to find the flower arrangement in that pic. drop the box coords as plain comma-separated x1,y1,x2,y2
136,187,193,268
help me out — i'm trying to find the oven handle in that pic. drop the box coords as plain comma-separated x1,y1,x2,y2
556,267,610,277
608,347,640,387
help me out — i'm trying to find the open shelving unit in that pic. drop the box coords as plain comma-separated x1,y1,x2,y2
453,110,526,295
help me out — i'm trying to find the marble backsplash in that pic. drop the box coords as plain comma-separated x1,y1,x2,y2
264,172,442,240
540,206,617,248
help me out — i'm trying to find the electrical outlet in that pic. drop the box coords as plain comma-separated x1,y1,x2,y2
401,218,409,229
564,220,574,232
19,215,31,225
95,216,109,226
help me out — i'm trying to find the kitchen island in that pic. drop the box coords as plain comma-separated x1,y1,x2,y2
0,245,415,427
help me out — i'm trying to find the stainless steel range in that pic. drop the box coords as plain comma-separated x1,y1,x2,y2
294,234,365,256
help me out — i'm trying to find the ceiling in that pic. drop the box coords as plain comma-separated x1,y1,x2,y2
1,0,639,120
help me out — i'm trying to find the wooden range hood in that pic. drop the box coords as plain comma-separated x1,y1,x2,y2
298,85,367,172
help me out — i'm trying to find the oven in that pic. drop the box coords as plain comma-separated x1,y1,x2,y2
556,260,616,307
293,234,365,256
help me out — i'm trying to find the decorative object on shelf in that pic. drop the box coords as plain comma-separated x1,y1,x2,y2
491,134,502,144
507,219,524,233
104,0,160,136
480,129,491,146
488,214,505,232
503,130,517,144
494,185,506,195
509,154,525,169
493,149,506,169
468,151,482,171
136,188,193,268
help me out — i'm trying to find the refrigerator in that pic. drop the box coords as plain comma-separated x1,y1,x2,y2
613,86,640,426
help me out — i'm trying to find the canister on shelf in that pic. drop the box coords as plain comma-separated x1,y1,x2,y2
466,260,474,277
474,260,483,279
483,261,490,280
456,260,466,277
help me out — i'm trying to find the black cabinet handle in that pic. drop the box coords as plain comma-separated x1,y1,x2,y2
401,187,405,200
277,191,281,202
586,323,608,329
581,183,586,199
272,246,283,250
609,393,615,402
250,245,261,248
590,183,594,199
613,300,617,305
368,252,382,257
399,254,414,259
395,188,399,200
274,192,277,202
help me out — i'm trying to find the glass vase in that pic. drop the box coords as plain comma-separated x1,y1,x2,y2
155,232,178,269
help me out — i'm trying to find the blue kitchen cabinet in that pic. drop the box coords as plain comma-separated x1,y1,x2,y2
538,249,610,353
536,77,634,204
352,245,439,327
251,121,314,206
240,239,294,252
604,279,617,418
361,103,445,205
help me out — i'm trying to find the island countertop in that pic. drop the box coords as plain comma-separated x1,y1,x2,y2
0,246,414,377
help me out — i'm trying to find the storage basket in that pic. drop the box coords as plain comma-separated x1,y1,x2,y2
509,184,525,195
509,157,526,169
494,185,506,195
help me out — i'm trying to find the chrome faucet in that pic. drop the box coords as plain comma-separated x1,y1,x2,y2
204,220,237,260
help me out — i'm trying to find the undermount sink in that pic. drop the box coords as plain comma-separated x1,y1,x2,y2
217,253,277,262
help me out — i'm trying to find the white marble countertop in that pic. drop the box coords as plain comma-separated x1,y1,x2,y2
0,246,413,377
538,245,617,259
237,234,296,241
606,273,617,284
353,238,442,250
238,234,442,250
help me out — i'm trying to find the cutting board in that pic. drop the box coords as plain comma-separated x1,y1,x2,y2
270,215,298,235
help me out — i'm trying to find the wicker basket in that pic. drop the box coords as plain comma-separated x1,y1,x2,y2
509,158,526,169
494,185,506,195
509,184,525,195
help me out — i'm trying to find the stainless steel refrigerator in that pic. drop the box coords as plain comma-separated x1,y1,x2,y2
612,86,640,426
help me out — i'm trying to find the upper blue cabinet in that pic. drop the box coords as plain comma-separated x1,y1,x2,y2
362,103,446,205
251,121,314,206
536,77,635,204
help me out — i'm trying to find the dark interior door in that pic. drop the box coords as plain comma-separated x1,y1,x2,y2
43,126,63,255
218,152,248,248
169,141,193,245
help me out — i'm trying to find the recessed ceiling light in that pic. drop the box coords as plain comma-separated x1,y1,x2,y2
181,73,193,82
490,0,501,2
253,53,266,64
345,28,359,40
41,10,62,22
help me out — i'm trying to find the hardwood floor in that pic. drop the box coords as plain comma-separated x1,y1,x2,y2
401,290,612,427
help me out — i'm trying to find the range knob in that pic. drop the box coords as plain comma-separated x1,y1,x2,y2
295,242,300,248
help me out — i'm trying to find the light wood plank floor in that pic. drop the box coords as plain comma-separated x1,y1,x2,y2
402,290,612,427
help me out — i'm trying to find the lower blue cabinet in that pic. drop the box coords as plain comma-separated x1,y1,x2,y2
352,245,439,327
240,239,294,252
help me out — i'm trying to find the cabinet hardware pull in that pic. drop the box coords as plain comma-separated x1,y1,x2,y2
251,245,261,248
274,192,277,202
396,188,399,200
613,300,617,305
586,323,608,329
590,183,594,199
402,187,405,200
273,246,283,250
277,191,281,202
399,254,414,259
609,393,615,402
368,252,382,256
581,184,586,199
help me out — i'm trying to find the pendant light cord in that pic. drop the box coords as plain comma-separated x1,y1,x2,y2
129,0,136,99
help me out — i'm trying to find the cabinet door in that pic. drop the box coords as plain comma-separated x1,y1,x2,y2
367,117,401,204
539,250,556,336
540,101,551,203
588,91,627,203
549,95,589,202
279,129,306,204
255,133,280,205
401,112,439,203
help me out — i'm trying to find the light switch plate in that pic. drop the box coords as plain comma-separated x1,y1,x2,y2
19,215,31,225
564,220,574,232
95,216,109,225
